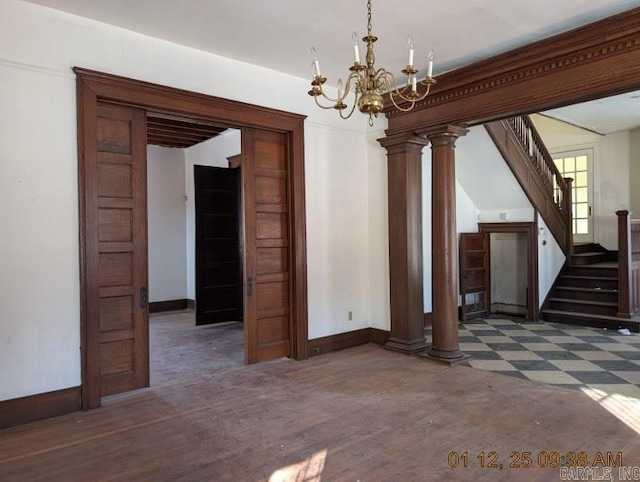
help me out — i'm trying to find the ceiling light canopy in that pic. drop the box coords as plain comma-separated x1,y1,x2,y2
308,0,437,125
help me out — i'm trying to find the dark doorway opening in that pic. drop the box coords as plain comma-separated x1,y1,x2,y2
194,165,243,325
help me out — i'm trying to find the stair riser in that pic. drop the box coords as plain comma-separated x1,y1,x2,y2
548,300,618,316
559,277,618,290
571,254,605,265
563,267,618,278
552,288,618,303
572,243,597,255
541,311,640,333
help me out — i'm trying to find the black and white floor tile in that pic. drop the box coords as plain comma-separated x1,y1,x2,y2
425,317,640,398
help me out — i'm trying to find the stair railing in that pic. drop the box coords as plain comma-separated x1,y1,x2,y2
617,210,640,318
505,116,573,254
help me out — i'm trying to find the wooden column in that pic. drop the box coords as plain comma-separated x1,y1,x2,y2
424,125,469,364
379,133,430,355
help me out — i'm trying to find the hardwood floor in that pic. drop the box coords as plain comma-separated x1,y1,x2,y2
1,311,639,480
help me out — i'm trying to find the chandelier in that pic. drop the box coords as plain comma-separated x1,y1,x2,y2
308,0,437,126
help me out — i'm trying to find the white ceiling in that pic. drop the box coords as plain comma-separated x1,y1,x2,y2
543,91,640,134
24,0,640,132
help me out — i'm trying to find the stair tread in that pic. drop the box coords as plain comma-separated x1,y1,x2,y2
548,297,617,307
566,265,618,270
555,286,617,293
561,275,618,280
541,309,632,322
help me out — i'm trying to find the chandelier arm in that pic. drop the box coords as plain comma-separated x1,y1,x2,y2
375,69,412,99
313,81,342,104
379,68,434,108
387,92,418,112
338,95,359,119
313,94,345,110
313,70,361,105
390,83,432,103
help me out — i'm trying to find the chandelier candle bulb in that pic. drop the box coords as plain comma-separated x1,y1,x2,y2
408,35,414,66
412,76,417,92
427,48,434,77
352,32,361,64
311,47,321,76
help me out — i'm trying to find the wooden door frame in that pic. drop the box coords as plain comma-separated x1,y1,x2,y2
76,68,308,409
478,222,538,321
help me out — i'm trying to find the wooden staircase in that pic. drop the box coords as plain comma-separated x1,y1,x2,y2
541,243,640,332
484,115,640,329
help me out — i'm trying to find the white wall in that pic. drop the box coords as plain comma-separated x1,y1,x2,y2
306,123,373,338
538,214,566,304
366,128,390,331
629,127,640,219
0,0,379,401
421,147,480,313
631,127,640,216
597,131,630,249
147,146,187,303
0,64,80,401
456,126,533,219
184,130,241,300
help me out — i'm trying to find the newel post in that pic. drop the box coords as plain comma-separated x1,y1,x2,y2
563,177,573,259
617,210,632,318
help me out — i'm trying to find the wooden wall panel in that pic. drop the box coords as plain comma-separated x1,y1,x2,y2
257,247,288,274
97,164,132,198
99,296,134,332
97,118,132,154
99,209,132,242
98,253,133,286
100,340,135,376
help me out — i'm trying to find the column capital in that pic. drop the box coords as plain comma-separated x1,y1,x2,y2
422,124,469,146
378,132,430,154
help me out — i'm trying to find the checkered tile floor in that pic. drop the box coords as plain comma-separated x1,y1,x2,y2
426,317,640,398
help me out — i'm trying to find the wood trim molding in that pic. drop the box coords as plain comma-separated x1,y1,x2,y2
0,387,81,429
308,328,391,357
75,68,309,410
149,299,190,313
384,7,640,135
227,154,242,169
478,222,539,320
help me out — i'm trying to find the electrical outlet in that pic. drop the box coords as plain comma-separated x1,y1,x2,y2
348,311,353,321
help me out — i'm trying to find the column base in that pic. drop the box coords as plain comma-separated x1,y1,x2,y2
419,346,472,366
384,337,428,355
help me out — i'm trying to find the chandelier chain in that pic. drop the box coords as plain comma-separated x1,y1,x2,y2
367,0,372,37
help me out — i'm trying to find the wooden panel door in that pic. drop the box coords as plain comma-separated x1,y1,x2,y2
242,129,291,363
194,165,243,325
459,232,490,320
82,102,149,407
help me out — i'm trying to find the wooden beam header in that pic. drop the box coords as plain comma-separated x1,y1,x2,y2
383,7,640,136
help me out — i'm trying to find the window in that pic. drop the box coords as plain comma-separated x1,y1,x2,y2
553,149,592,240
